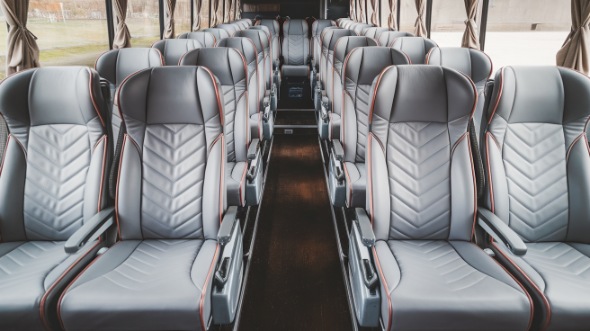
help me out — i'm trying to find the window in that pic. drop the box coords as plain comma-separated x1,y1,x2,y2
27,0,109,69
127,0,160,47
175,0,192,35
484,0,571,72
430,0,482,47
0,12,7,79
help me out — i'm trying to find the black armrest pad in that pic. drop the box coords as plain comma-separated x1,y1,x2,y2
355,208,375,247
248,139,260,161
332,140,344,161
65,207,115,254
478,208,527,256
218,206,239,245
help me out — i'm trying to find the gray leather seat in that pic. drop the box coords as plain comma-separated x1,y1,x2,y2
95,48,164,147
235,29,276,111
250,24,281,105
426,47,492,145
177,31,217,47
353,23,372,35
318,36,377,140
328,47,409,208
315,28,356,111
389,36,438,64
152,39,204,65
180,47,263,206
354,65,532,331
311,19,336,88
363,27,390,40
204,27,231,41
59,67,244,331
281,19,310,78
377,31,413,47
0,67,111,331
217,37,270,140
217,23,239,36
256,19,281,68
483,66,590,331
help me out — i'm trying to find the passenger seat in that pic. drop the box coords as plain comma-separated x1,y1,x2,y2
0,67,111,331
151,39,204,65
310,19,336,96
377,31,413,47
177,31,217,47
389,36,437,64
204,27,231,41
281,19,310,88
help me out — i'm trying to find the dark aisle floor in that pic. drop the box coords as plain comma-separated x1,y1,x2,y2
237,134,353,331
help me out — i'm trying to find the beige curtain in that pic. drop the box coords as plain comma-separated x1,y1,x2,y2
358,0,366,23
387,0,397,30
557,0,590,74
229,0,235,21
211,0,219,26
113,0,131,48
223,0,230,23
0,0,39,75
164,0,177,38
235,0,241,19
414,0,427,37
461,0,480,48
192,0,202,31
370,0,378,25
350,0,356,20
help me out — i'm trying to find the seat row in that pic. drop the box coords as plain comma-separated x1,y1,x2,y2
329,18,590,331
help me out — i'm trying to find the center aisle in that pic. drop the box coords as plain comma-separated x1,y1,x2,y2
237,133,353,331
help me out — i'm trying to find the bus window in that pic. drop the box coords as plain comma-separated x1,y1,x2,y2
399,0,419,33
174,0,192,36
126,0,160,47
484,0,571,71
430,0,482,47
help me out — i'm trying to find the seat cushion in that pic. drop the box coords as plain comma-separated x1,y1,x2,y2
374,240,532,331
0,241,101,330
492,241,590,331
342,162,365,208
59,239,219,331
227,161,248,207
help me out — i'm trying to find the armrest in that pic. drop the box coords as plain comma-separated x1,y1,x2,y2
320,96,330,121
478,208,527,256
65,207,115,254
262,97,271,122
218,206,239,245
355,208,376,247
247,138,260,161
332,139,344,161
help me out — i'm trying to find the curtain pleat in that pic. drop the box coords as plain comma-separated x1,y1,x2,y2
388,0,398,30
192,0,202,31
557,0,590,75
0,0,40,74
414,0,427,37
461,0,480,48
163,0,177,38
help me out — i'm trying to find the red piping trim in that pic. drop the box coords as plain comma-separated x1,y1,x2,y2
201,67,225,126
487,67,505,124
485,132,496,213
200,245,220,331
87,68,105,127
114,134,127,239
566,134,584,162
96,135,108,213
372,246,393,331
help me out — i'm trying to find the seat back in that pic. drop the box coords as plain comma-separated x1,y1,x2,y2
485,66,590,243
318,27,341,84
363,27,390,40
332,36,377,118
426,47,492,143
311,19,336,70
0,67,109,241
217,37,261,119
390,36,438,64
320,28,356,95
180,48,250,163
204,28,231,41
151,39,204,65
256,19,281,64
282,19,310,65
116,66,225,240
250,25,277,67
96,48,164,145
368,65,477,241
377,31,413,46
353,23,373,35
177,31,217,47
235,29,272,91
217,23,239,36
341,47,409,162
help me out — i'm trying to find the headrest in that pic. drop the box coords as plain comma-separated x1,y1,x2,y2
216,23,238,35
96,48,164,86
177,31,217,47
217,37,258,66
370,65,475,125
322,28,357,50
344,47,410,85
0,67,106,127
118,66,223,127
377,31,413,47
180,47,247,87
203,28,231,41
312,19,336,36
235,30,269,54
250,25,271,38
363,27,390,40
490,66,590,125
334,36,378,65
152,39,204,65
283,19,309,36
426,47,492,87
389,37,438,64
258,19,279,34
